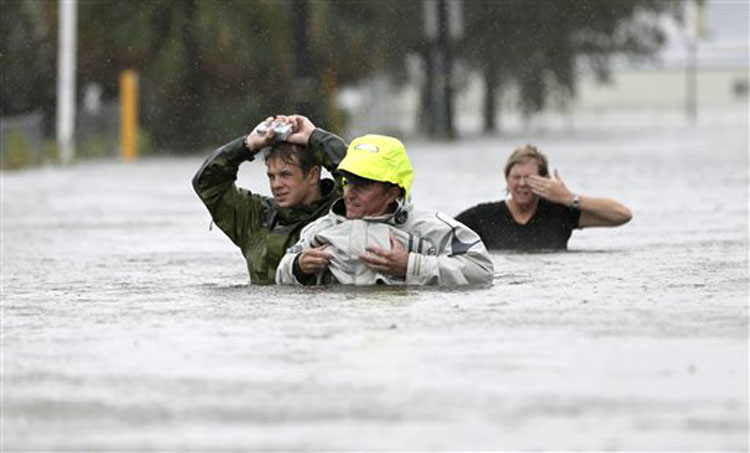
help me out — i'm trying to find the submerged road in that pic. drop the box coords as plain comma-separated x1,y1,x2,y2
2,113,748,450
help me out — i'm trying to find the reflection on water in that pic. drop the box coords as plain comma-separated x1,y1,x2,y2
2,114,748,450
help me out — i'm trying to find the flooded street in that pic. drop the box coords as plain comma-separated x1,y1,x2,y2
2,113,748,451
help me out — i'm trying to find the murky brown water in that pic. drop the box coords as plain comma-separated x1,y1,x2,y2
2,112,748,450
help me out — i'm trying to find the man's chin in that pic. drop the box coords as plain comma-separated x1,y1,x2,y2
345,205,362,219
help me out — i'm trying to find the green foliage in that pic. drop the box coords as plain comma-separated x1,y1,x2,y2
462,0,680,119
77,136,118,159
1,0,56,119
74,0,425,149
44,139,59,164
1,130,34,169
3,0,680,150
311,1,424,86
137,128,154,156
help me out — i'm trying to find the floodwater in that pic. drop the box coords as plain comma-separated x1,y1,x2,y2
2,112,748,451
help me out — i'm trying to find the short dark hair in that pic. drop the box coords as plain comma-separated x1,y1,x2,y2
264,142,317,176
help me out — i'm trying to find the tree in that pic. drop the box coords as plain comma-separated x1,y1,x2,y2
76,0,299,150
0,0,56,123
461,0,681,132
72,0,422,149
3,0,683,152
308,0,425,131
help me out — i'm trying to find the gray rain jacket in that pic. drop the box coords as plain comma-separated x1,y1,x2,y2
276,199,494,286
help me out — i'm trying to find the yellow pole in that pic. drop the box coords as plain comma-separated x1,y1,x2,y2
323,68,341,133
120,70,139,161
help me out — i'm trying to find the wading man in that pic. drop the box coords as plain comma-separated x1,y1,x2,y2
276,135,494,286
192,115,346,284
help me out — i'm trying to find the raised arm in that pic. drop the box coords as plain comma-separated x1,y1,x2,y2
191,119,278,247
575,196,632,227
284,114,348,176
527,169,632,228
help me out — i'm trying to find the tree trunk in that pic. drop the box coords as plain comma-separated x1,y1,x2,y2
483,61,497,134
419,47,434,136
421,0,455,139
290,0,325,126
179,0,203,150
436,0,455,139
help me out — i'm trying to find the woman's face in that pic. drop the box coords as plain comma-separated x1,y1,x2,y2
507,160,541,206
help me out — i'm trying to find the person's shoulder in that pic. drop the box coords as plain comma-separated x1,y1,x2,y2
408,208,466,233
299,210,339,236
457,200,504,217
237,188,274,209
406,208,486,249
467,200,504,211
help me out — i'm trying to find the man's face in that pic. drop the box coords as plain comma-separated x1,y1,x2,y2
343,178,400,219
266,156,319,208
507,160,541,206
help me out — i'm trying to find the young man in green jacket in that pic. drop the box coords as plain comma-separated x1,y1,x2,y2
192,114,347,284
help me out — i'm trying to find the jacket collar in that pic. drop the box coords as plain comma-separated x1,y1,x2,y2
329,197,412,224
275,178,338,224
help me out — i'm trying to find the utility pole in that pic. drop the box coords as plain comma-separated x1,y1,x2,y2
423,0,461,139
482,0,498,134
290,0,324,125
685,0,704,123
56,0,77,164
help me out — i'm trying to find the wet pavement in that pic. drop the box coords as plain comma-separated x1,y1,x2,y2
2,112,748,450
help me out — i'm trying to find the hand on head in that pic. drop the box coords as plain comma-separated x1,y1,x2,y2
527,169,575,205
245,116,276,152
245,114,316,152
284,114,315,146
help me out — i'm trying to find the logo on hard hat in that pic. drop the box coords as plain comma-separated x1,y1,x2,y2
354,143,380,153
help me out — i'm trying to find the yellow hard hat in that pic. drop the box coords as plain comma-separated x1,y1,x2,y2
337,134,414,199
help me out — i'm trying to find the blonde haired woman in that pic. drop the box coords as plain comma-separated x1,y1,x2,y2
456,145,632,251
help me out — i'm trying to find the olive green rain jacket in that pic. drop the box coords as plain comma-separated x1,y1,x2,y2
192,129,347,284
